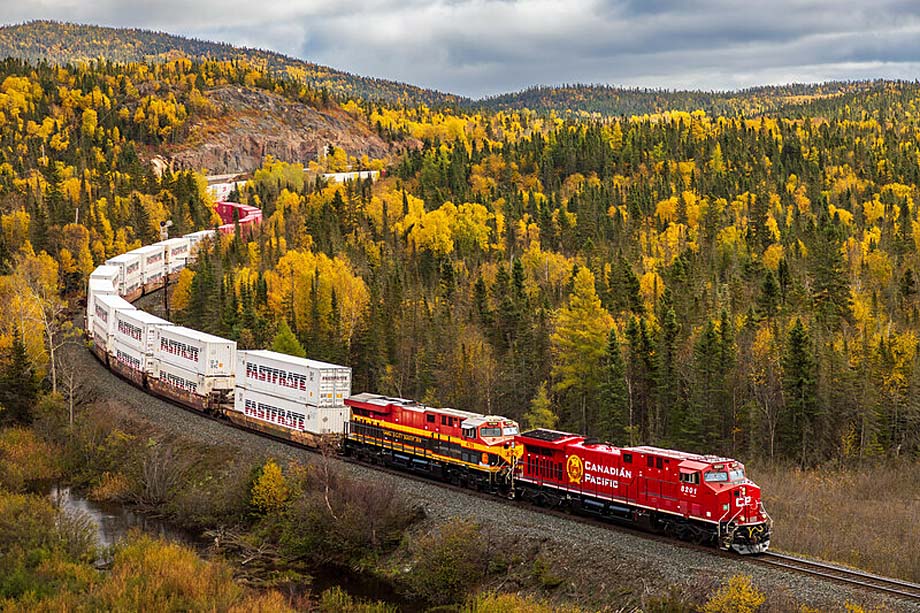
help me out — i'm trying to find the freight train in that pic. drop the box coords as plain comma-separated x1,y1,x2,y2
85,199,772,555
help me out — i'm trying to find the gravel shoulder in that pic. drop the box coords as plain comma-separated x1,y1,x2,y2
66,307,914,612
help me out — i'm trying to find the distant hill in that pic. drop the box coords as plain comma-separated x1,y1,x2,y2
477,81,889,117
0,21,896,118
0,20,464,107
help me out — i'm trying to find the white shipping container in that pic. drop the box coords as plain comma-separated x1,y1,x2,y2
133,244,166,272
158,237,190,263
114,309,172,354
167,258,188,275
110,337,156,373
237,350,352,407
88,278,117,295
133,244,166,285
153,359,233,396
89,265,120,285
233,386,350,434
105,252,142,294
154,326,235,377
86,278,117,331
91,320,109,351
93,294,136,338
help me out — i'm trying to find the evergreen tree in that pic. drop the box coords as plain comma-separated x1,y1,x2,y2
758,270,779,318
656,303,681,438
781,319,818,465
0,331,39,424
625,316,656,441
598,328,629,443
271,320,307,358
809,221,850,327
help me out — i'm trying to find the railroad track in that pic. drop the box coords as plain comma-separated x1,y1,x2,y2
757,551,920,602
80,306,920,608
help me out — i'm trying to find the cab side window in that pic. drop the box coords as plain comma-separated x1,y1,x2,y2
679,472,700,484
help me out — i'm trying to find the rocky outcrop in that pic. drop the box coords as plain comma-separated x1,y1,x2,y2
169,86,391,174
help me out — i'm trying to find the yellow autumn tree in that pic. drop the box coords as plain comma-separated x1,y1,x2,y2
551,268,613,430
266,250,369,350
250,459,288,514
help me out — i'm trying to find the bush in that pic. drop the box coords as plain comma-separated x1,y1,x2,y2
318,586,398,613
251,459,289,514
461,592,581,612
401,520,492,605
0,529,296,612
530,556,563,589
0,427,62,491
278,463,421,568
702,575,765,613
167,458,257,530
0,490,96,599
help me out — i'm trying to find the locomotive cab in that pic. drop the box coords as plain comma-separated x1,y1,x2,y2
461,417,521,465
703,463,772,554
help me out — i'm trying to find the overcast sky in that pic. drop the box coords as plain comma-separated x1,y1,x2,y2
3,1,920,98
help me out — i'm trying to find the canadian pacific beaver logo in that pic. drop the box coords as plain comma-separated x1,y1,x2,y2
566,454,584,483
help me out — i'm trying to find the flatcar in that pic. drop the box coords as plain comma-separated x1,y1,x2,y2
514,429,771,553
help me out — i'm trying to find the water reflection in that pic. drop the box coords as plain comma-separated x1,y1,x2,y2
48,485,192,549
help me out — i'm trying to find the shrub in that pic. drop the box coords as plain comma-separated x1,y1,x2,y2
95,534,293,611
702,575,765,613
530,555,563,589
401,520,491,605
167,458,256,529
0,427,62,491
318,586,398,613
0,490,96,599
461,592,580,612
88,471,132,502
278,464,421,568
0,529,295,612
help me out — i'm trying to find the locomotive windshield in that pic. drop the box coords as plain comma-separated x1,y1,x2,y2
502,425,519,436
704,468,746,483
480,426,502,437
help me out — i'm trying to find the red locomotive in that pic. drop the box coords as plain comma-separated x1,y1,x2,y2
514,429,772,553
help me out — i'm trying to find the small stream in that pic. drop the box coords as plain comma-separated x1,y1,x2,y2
49,486,193,549
48,486,421,611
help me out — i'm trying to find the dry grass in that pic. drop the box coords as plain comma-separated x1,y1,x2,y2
750,463,920,582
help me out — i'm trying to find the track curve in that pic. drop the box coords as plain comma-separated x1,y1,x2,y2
82,204,920,611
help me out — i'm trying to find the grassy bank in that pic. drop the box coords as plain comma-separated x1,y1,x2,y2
5,393,902,611
752,463,920,582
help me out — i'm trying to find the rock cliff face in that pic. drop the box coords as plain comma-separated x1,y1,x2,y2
169,86,391,174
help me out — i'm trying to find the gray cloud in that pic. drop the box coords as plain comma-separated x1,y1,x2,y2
2,0,920,97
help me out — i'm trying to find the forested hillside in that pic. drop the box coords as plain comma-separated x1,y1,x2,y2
177,89,920,467
0,21,898,120
0,40,919,468
478,81,886,117
0,21,462,106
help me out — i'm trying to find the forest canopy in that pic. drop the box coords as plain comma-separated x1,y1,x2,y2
0,38,918,467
